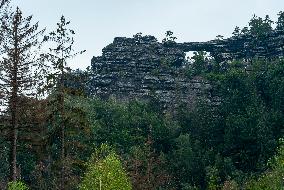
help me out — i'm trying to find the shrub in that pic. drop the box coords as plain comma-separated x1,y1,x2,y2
7,181,29,190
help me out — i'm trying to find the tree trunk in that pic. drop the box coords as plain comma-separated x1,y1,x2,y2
9,20,19,181
10,64,19,181
10,108,18,181
60,67,65,190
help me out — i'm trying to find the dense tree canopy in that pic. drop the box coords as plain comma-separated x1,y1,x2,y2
0,3,284,190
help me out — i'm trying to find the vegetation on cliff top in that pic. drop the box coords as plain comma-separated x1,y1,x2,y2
0,1,284,189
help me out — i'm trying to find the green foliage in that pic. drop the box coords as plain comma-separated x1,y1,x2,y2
206,59,283,170
249,14,273,36
91,99,175,154
178,57,284,188
0,137,9,182
40,15,87,189
206,165,221,190
40,94,94,189
170,134,208,189
231,13,276,37
276,11,284,30
181,184,199,190
162,30,177,43
79,144,132,190
8,181,29,190
232,26,241,36
245,139,284,189
186,51,213,78
1,9,284,190
87,99,176,189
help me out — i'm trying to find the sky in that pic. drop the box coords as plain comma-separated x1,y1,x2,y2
11,0,284,69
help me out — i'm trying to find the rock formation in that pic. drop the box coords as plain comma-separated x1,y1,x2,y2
90,35,210,109
172,29,284,61
89,31,284,108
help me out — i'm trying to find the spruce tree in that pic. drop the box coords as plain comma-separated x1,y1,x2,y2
44,15,85,189
0,7,45,181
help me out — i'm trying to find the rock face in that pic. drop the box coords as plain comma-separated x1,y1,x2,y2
90,35,209,108
173,30,284,61
90,31,284,108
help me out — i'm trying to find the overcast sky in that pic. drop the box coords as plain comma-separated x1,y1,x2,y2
11,0,284,69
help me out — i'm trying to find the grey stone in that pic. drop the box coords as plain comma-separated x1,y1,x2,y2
89,31,284,110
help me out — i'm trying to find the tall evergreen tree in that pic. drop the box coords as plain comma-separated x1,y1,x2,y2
44,15,85,189
0,7,45,181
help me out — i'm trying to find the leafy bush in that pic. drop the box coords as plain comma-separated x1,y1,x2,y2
7,181,29,190
245,139,284,189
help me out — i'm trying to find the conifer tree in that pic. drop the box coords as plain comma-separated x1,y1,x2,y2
0,7,45,181
44,15,85,189
276,11,284,30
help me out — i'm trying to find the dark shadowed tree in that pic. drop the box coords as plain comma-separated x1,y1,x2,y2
0,0,9,14
0,0,8,8
249,14,273,36
44,15,85,189
276,11,284,30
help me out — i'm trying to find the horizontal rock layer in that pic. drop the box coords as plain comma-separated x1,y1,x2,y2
90,31,284,108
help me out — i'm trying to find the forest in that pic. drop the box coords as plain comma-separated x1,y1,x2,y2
0,0,284,189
